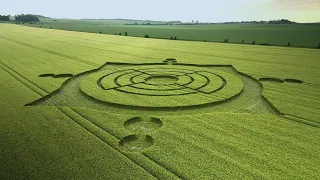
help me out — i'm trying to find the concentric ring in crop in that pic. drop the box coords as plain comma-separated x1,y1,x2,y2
80,65,244,108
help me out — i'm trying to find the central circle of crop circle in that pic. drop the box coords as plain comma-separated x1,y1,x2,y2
80,65,244,108
145,75,178,85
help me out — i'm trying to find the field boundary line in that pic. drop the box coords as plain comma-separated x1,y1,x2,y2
72,108,121,139
280,115,320,128
0,36,100,68
72,108,184,179
13,25,320,51
49,34,320,68
49,32,320,59
72,108,183,179
0,61,47,97
54,38,276,65
59,107,181,180
54,40,156,60
142,153,187,179
57,107,158,179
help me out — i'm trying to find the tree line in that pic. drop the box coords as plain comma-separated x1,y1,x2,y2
125,19,297,26
222,19,296,24
0,14,40,22
0,15,10,21
15,14,40,22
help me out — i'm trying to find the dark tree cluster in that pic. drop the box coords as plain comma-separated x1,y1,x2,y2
15,14,40,22
222,19,296,24
268,19,296,24
126,19,297,26
0,15,10,21
113,32,128,36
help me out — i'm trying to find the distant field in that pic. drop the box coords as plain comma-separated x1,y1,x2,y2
20,18,320,48
0,23,320,179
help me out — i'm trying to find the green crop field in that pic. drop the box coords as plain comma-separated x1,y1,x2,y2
21,18,320,48
0,23,320,179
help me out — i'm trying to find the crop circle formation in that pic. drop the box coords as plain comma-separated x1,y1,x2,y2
80,65,243,108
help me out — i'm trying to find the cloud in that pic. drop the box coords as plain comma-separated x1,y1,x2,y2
269,0,320,10
1,0,320,22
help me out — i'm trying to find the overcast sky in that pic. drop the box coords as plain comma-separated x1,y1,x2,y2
1,0,320,23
